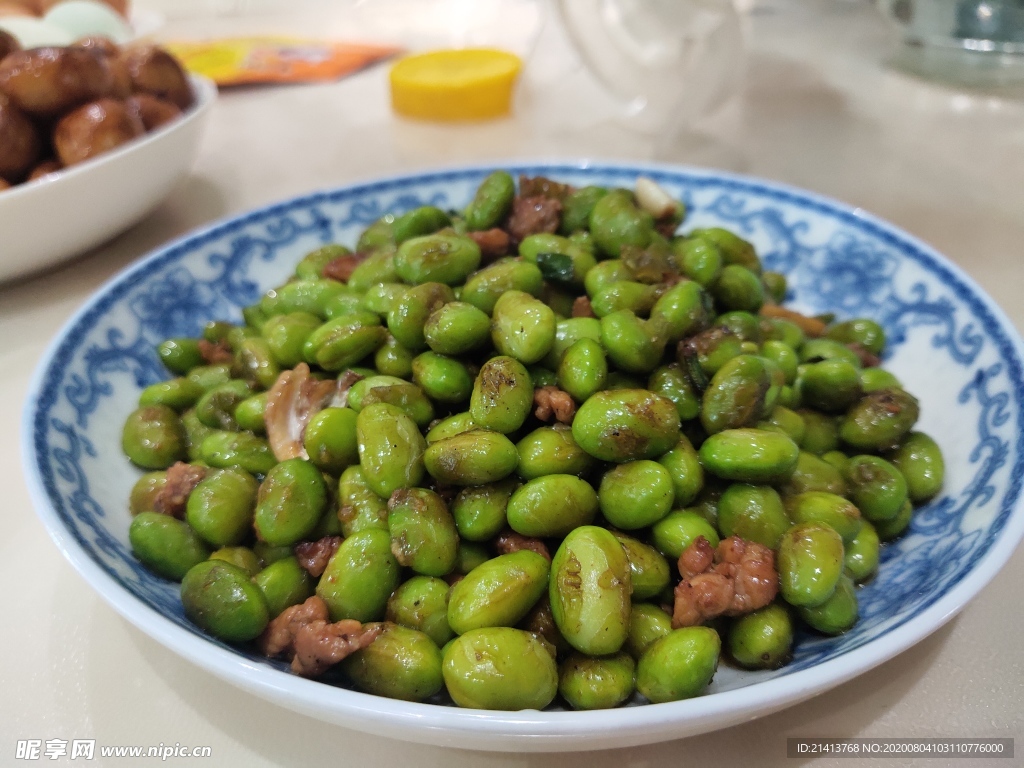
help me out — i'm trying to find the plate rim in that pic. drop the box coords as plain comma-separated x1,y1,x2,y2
21,160,1024,749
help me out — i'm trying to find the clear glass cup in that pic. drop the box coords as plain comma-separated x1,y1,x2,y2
877,0,1024,87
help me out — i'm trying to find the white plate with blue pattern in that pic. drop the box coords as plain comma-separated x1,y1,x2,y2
22,163,1024,751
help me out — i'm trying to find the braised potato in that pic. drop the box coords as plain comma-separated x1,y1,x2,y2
125,92,180,131
0,28,19,59
28,158,61,180
0,91,40,180
121,45,193,110
53,97,143,166
0,46,113,116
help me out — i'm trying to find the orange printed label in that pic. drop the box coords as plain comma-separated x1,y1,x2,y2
165,37,402,86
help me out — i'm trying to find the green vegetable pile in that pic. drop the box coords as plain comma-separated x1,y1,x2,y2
123,171,945,711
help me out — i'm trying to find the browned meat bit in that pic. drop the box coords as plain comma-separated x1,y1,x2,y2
197,338,233,364
152,461,207,518
846,342,881,368
321,253,367,283
469,228,511,263
507,196,562,243
534,385,576,424
518,175,573,201
294,536,343,578
572,295,596,318
759,305,827,337
260,595,382,677
672,535,778,628
495,528,550,561
264,363,338,461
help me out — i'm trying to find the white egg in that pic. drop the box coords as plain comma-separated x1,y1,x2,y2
44,0,132,43
0,16,75,47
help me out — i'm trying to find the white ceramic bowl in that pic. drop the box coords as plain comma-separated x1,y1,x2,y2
22,163,1024,751
0,74,216,283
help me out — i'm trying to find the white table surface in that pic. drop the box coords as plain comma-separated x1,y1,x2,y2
3,1,1023,765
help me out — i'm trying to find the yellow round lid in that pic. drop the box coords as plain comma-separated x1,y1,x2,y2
389,48,523,121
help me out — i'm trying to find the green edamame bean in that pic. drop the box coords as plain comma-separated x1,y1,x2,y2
559,652,635,710
699,428,799,484
516,425,593,480
689,227,761,273
651,509,720,559
874,499,914,541
844,520,880,583
455,541,491,575
717,483,790,550
591,281,661,318
317,528,400,621
208,545,260,574
387,488,459,577
261,312,322,368
658,436,704,507
424,301,491,356
425,411,477,443
778,451,846,497
392,205,452,244
253,556,313,618
234,392,267,434
600,310,666,374
139,377,203,411
234,337,280,390
797,359,862,413
827,318,886,355
550,525,631,656
584,259,636,298
636,627,720,703
337,466,389,536
356,216,395,252
386,576,454,647
650,280,712,342
491,290,556,365
465,170,515,230
185,468,259,547
462,258,544,315
777,522,845,608
469,355,533,434
613,533,670,601
187,363,232,393
840,387,920,452
560,185,608,234
520,234,597,289
424,429,519,486
700,354,775,435
714,311,763,344
711,264,764,313
785,492,862,543
254,458,327,546
679,326,744,379
843,455,908,523
599,461,674,530
343,623,444,702
302,312,386,371
506,474,598,537
860,367,902,392
123,405,187,469
451,480,517,541
198,430,276,475
887,431,944,503
373,333,415,379
181,560,269,642
728,602,793,669
589,189,654,257
323,292,364,320
672,236,723,286
261,278,351,319
412,351,473,404
762,271,787,303
800,338,862,367
395,232,481,286
295,243,350,280
543,317,602,369
195,379,252,430
387,282,455,352
442,627,558,710
557,338,607,403
760,340,799,385
572,389,681,463
302,407,359,475
758,406,806,446
360,282,408,318
528,364,557,387
764,318,806,350
798,574,858,635
347,248,400,292
129,512,211,580
129,471,167,515
356,403,426,498
798,410,840,455
348,376,435,428
648,364,700,422
253,541,292,567
157,338,204,375
626,603,673,658
448,550,550,634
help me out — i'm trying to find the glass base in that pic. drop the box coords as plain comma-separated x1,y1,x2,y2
891,39,1024,90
